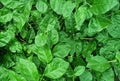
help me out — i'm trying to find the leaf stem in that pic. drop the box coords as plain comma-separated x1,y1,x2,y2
39,73,45,81
108,60,117,63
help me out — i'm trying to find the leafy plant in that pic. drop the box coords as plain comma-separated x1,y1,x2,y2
0,0,120,81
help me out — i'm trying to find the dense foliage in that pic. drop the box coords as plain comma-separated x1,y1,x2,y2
0,0,120,81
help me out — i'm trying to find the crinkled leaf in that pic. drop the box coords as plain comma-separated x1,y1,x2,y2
79,70,92,81
45,58,69,79
0,8,13,22
0,29,14,47
90,0,118,15
74,66,85,76
36,0,48,13
87,56,110,72
75,6,87,30
29,44,52,63
101,68,114,81
107,15,120,38
87,16,111,36
14,58,39,81
50,0,65,14
62,1,75,18
0,67,26,81
53,43,71,58
35,33,47,47
9,40,22,53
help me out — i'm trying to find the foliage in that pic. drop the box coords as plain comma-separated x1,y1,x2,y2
0,0,120,81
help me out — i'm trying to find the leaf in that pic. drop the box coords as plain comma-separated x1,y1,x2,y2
50,0,65,14
100,40,120,60
53,43,71,58
79,70,92,81
29,44,52,63
87,56,110,72
0,29,14,47
1,0,23,9
107,15,120,38
14,58,39,81
50,28,59,45
45,58,69,79
13,13,26,32
87,16,111,36
82,41,96,57
75,6,87,30
36,0,48,13
62,1,75,18
0,67,26,81
35,33,47,47
90,0,118,15
74,66,85,76
101,68,114,81
116,51,120,62
9,40,22,53
0,8,13,22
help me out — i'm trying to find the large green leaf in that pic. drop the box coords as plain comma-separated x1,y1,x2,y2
107,15,120,38
87,16,111,36
53,43,71,58
0,29,14,47
74,66,85,76
101,68,114,81
49,28,59,45
79,70,92,81
87,56,110,72
29,44,52,63
90,0,118,15
50,0,65,14
0,67,26,81
0,0,23,9
9,40,22,53
36,0,48,13
75,6,87,30
0,8,13,22
35,33,48,47
45,58,69,79
62,1,75,18
13,13,26,32
14,58,39,81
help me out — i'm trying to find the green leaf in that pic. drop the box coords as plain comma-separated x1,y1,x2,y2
0,67,26,81
101,68,114,81
62,1,75,18
53,43,71,58
75,6,87,30
82,41,96,57
100,40,120,60
50,28,59,45
87,56,110,72
107,15,120,38
9,40,22,53
13,13,26,32
79,70,92,81
1,0,23,9
36,0,48,13
90,0,118,15
87,16,111,36
29,44,52,63
0,29,14,47
14,58,39,81
0,8,13,22
45,58,69,79
74,66,85,76
35,33,47,47
50,0,65,14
